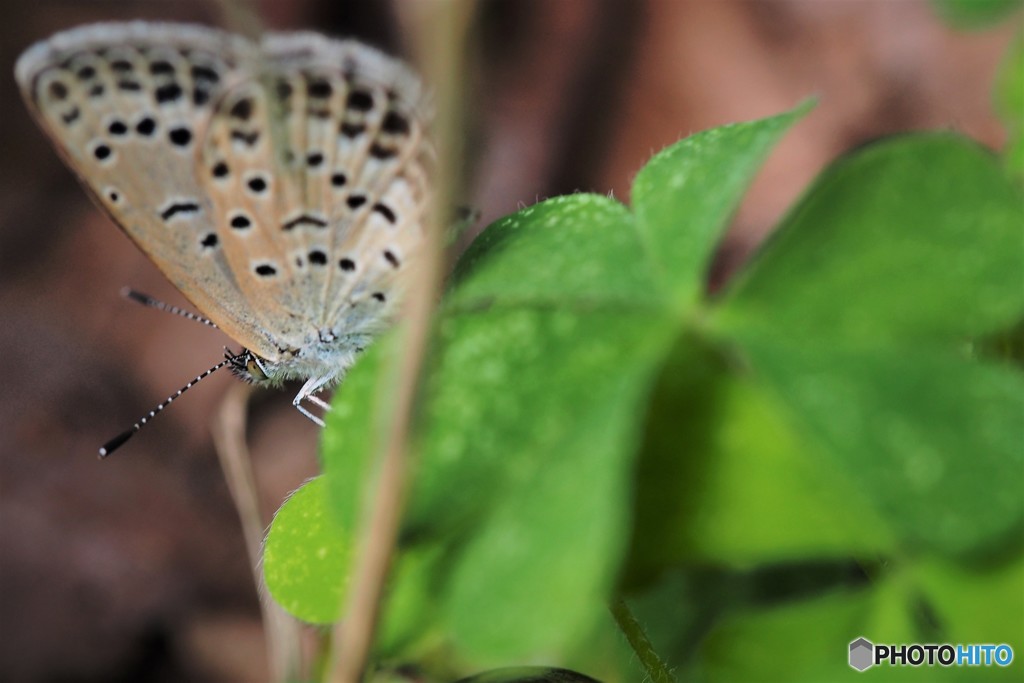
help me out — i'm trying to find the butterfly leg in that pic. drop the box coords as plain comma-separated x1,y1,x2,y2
305,392,331,411
293,374,335,427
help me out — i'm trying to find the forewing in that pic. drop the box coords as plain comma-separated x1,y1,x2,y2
15,22,282,359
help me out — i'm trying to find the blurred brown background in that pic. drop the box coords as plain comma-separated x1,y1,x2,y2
0,1,1014,681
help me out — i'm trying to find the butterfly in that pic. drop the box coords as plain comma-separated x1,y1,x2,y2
15,22,435,454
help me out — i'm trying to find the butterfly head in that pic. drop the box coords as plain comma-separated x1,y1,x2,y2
227,348,271,384
225,331,370,388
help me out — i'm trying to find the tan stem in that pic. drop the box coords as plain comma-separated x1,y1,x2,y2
211,382,306,683
326,2,474,681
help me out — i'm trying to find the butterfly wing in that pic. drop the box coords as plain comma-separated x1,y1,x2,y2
15,22,283,359
200,32,435,353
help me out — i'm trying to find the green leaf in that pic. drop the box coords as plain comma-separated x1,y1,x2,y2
427,312,671,659
447,194,664,310
717,135,1024,345
267,333,403,626
674,554,1024,682
913,554,1024,650
630,100,813,307
995,31,1024,181
692,584,935,682
385,310,672,661
732,337,1024,556
263,477,352,624
321,194,678,663
932,0,1023,28
698,590,875,682
625,567,878,683
625,336,891,585
375,544,446,659
321,332,398,533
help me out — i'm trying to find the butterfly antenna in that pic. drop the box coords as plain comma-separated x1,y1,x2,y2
121,287,218,329
98,355,237,458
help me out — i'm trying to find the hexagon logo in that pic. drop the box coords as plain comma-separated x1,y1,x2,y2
849,637,874,671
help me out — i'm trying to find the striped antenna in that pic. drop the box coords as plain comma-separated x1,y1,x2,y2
98,354,239,458
121,287,218,328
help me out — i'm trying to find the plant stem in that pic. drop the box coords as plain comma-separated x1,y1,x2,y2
211,382,306,683
610,598,676,683
325,4,473,681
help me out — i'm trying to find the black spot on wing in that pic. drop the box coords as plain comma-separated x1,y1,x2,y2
159,201,201,221
149,60,174,75
282,214,328,231
307,79,332,98
231,130,260,146
135,116,157,136
191,64,219,82
49,81,68,100
155,82,183,104
92,143,112,161
61,107,81,125
246,175,268,194
230,98,254,120
168,127,192,147
346,90,373,111
340,122,365,138
370,143,398,160
372,203,397,224
381,111,410,135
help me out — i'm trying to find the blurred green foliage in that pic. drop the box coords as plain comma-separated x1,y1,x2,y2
263,97,1023,681
932,0,1023,28
996,30,1024,181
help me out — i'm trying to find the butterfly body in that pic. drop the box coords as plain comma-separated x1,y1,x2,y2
16,22,434,426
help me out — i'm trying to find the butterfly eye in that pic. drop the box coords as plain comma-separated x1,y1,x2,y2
246,357,268,380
